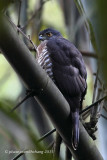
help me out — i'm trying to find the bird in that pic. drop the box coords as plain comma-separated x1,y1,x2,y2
36,28,87,150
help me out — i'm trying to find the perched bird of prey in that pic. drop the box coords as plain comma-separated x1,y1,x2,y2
36,28,87,150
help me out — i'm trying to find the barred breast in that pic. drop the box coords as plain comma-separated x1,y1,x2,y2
36,41,55,82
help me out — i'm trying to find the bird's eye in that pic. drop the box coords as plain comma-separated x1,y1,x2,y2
46,32,52,37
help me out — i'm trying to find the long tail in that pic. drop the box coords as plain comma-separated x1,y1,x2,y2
71,110,79,150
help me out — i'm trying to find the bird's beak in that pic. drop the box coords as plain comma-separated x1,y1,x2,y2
39,35,45,41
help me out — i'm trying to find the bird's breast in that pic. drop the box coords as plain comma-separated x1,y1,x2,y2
37,44,55,82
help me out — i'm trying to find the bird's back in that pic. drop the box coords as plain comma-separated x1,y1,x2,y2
47,37,87,100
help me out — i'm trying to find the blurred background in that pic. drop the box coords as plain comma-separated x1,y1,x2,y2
0,0,107,160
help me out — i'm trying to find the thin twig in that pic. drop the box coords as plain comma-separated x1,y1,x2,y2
10,91,35,112
101,114,107,120
81,51,97,59
80,95,107,115
37,128,56,143
28,35,37,52
82,108,91,120
7,17,37,51
11,152,24,160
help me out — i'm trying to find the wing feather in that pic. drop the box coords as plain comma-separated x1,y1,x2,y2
47,37,87,99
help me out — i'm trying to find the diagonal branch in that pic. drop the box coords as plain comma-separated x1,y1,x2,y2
37,128,56,143
80,95,107,114
7,17,37,51
101,114,107,120
10,90,35,112
12,152,24,160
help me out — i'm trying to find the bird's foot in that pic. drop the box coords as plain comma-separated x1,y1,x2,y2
83,122,98,140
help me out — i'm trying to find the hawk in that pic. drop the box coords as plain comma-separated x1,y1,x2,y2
36,28,87,150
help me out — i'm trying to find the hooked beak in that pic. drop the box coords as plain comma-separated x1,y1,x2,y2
39,35,45,41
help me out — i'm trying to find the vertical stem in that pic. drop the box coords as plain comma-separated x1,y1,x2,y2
90,88,102,127
17,0,22,28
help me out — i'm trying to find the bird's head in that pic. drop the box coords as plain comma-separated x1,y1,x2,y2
38,28,62,41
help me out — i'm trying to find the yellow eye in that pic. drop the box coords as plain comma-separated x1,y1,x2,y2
46,32,52,37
